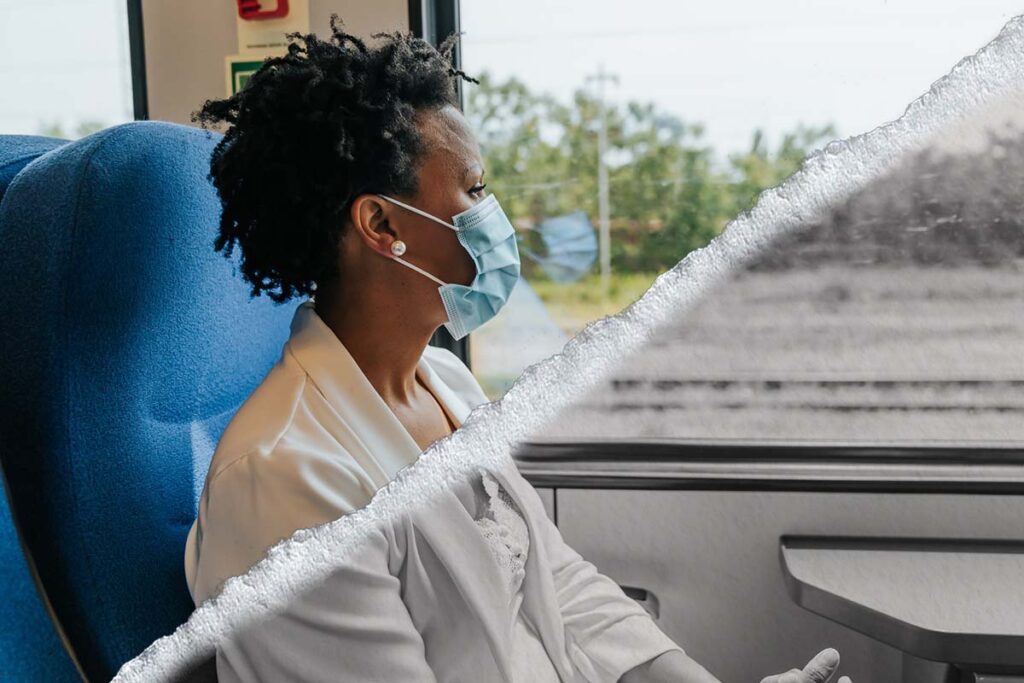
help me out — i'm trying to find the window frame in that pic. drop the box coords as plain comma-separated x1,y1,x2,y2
512,438,1024,495
127,0,148,122
411,0,472,367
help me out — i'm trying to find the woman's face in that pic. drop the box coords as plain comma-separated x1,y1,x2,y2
339,104,488,332
367,104,485,291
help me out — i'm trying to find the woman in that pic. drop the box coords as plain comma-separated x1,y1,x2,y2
184,15,850,683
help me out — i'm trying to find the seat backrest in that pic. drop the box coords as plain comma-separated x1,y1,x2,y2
0,121,302,680
0,135,66,203
0,134,83,682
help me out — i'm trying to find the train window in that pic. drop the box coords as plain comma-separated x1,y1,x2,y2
0,0,134,138
525,82,1024,445
460,1,1023,402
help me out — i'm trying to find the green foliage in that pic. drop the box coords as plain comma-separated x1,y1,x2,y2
726,123,838,216
529,271,663,335
463,70,836,275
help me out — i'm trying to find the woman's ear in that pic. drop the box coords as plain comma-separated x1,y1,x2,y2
349,194,396,258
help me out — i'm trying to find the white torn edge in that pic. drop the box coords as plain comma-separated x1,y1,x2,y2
113,15,1024,681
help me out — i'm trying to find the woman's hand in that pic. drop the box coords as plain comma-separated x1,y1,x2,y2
759,648,851,683
619,646,851,683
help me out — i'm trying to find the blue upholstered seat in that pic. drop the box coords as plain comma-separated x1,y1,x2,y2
0,121,302,680
0,133,82,682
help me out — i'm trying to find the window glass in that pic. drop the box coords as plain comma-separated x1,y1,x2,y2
531,87,1024,444
460,0,1023,401
0,0,134,139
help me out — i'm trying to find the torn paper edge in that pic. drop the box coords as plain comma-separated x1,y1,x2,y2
112,15,1024,681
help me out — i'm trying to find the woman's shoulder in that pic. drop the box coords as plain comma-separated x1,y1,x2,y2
205,346,308,482
187,391,380,604
201,361,380,523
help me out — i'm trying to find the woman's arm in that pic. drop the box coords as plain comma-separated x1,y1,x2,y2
620,649,721,683
215,523,438,682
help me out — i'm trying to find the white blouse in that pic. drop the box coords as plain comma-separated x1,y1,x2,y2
186,300,688,682
472,468,562,683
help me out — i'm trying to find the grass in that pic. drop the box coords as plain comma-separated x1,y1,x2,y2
528,271,664,336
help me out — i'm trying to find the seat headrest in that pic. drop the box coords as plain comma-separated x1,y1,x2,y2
0,134,68,204
0,120,302,679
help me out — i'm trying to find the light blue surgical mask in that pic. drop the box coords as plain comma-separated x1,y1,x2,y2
377,192,521,340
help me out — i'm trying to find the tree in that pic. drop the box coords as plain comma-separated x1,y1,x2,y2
463,70,837,276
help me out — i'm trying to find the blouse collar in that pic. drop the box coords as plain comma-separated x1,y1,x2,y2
280,300,575,680
283,299,471,483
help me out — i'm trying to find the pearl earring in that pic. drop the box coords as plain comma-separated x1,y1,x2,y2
391,240,407,256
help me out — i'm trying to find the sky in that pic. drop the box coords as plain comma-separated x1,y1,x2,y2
1,0,1022,158
460,0,1024,157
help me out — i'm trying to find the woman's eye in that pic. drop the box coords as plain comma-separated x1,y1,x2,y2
470,183,487,196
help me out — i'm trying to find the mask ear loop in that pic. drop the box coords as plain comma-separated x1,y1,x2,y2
392,254,448,287
376,194,461,232
375,194,454,287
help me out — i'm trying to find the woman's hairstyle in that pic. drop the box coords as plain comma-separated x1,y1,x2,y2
192,14,480,303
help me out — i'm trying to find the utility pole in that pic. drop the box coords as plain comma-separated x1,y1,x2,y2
585,63,618,296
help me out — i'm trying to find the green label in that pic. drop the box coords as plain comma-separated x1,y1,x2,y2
229,59,265,95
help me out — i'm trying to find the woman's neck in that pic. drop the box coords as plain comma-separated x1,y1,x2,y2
313,284,436,406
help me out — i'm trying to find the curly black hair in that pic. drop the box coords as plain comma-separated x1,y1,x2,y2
191,14,480,303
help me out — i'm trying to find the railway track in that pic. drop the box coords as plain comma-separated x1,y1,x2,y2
533,263,1024,443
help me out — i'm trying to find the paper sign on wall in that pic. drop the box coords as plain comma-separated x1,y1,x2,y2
236,0,310,55
225,0,310,96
